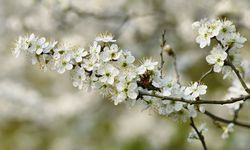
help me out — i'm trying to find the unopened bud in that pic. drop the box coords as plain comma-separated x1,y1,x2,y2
163,44,174,56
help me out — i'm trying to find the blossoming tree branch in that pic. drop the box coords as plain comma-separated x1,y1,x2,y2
13,18,250,150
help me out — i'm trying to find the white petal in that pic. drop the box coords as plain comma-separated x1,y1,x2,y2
128,83,137,90
175,102,183,111
213,64,222,72
75,57,82,62
137,66,146,75
36,48,43,55
184,87,192,95
66,64,73,70
127,55,135,63
128,91,138,99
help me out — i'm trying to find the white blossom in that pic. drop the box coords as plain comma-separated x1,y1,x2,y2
118,50,135,70
208,19,222,37
113,81,138,105
71,66,87,90
222,32,247,50
216,20,236,41
43,40,58,53
100,44,122,62
153,76,178,97
73,48,88,63
82,57,100,72
222,123,234,139
192,18,208,30
55,53,73,74
95,32,116,43
187,104,197,117
193,19,222,48
89,41,101,59
98,64,119,84
34,37,47,55
13,36,27,57
137,59,158,75
206,45,227,72
185,82,207,99
158,100,184,115
196,26,212,48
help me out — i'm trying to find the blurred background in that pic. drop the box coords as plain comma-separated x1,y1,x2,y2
0,0,250,149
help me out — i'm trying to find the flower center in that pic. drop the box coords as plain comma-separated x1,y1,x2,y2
105,72,111,77
222,27,227,33
122,62,128,67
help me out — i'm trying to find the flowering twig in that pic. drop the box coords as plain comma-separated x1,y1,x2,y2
190,117,207,150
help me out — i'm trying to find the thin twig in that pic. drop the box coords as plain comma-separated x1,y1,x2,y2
172,53,180,84
233,103,243,122
159,31,180,83
190,117,207,150
159,30,166,78
115,16,130,39
225,59,250,94
139,91,250,105
204,111,250,128
199,68,214,83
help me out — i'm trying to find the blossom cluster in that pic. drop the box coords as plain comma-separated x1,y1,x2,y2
13,32,208,122
193,18,247,77
191,18,250,141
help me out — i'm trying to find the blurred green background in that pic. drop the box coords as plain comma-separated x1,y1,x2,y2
0,0,250,150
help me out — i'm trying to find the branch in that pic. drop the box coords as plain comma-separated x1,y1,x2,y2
190,118,207,150
139,91,250,105
204,111,250,128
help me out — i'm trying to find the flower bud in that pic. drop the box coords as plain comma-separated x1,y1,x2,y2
163,44,174,56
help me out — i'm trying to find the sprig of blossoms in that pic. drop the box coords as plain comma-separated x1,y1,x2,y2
193,18,247,79
13,17,250,150
192,19,222,48
14,31,209,122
